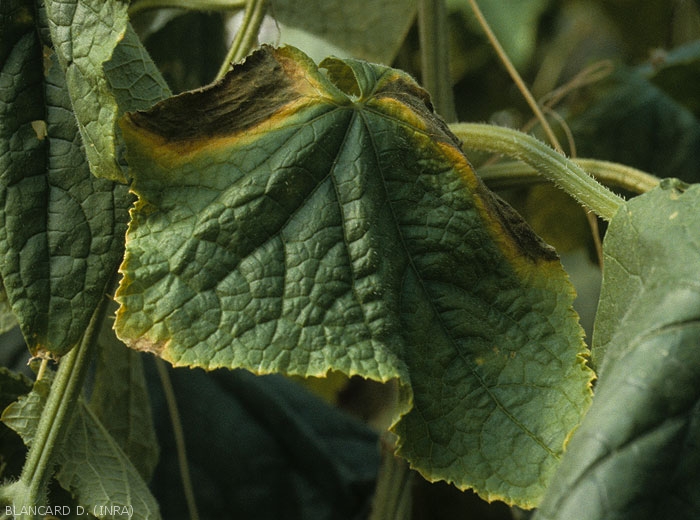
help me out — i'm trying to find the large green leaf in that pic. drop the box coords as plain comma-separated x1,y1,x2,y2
0,0,132,357
2,373,161,520
0,279,17,335
45,0,170,183
535,180,700,520
114,45,593,506
592,179,700,373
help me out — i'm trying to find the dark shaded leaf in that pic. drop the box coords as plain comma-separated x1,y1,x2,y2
0,367,31,411
148,365,379,520
0,367,31,481
642,40,700,118
270,0,416,64
135,11,227,94
570,69,700,184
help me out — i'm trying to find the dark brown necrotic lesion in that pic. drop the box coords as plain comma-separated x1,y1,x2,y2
479,185,560,263
372,74,469,158
373,78,557,264
124,46,303,143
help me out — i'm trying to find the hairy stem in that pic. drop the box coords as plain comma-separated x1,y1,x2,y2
451,123,625,220
216,0,269,81
418,0,457,122
477,158,660,194
7,293,112,519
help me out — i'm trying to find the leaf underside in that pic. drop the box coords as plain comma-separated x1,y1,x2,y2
115,45,593,507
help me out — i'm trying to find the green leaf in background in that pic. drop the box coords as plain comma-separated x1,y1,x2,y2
0,367,31,412
115,45,593,506
45,0,170,183
448,0,553,70
2,372,162,520
134,10,227,94
570,68,700,184
148,366,380,520
270,0,416,64
641,40,700,118
0,368,31,481
0,0,132,357
535,180,700,520
89,307,159,481
1,376,49,449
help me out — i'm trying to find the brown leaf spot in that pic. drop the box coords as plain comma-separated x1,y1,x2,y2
129,336,168,357
123,46,308,144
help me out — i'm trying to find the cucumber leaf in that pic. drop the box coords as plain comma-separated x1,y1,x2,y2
44,0,170,183
148,366,380,520
0,0,132,357
570,67,700,184
0,367,31,481
89,309,159,481
536,180,700,519
0,279,17,335
114,45,593,507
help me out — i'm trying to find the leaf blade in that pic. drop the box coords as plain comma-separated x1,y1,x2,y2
0,0,132,357
115,45,593,506
44,0,170,183
89,310,159,481
536,181,700,519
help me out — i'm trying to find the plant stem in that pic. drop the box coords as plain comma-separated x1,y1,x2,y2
418,0,457,123
155,359,200,520
9,293,111,519
467,0,564,153
36,359,49,381
477,158,660,194
451,123,625,220
129,0,246,17
369,433,413,520
215,0,269,81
